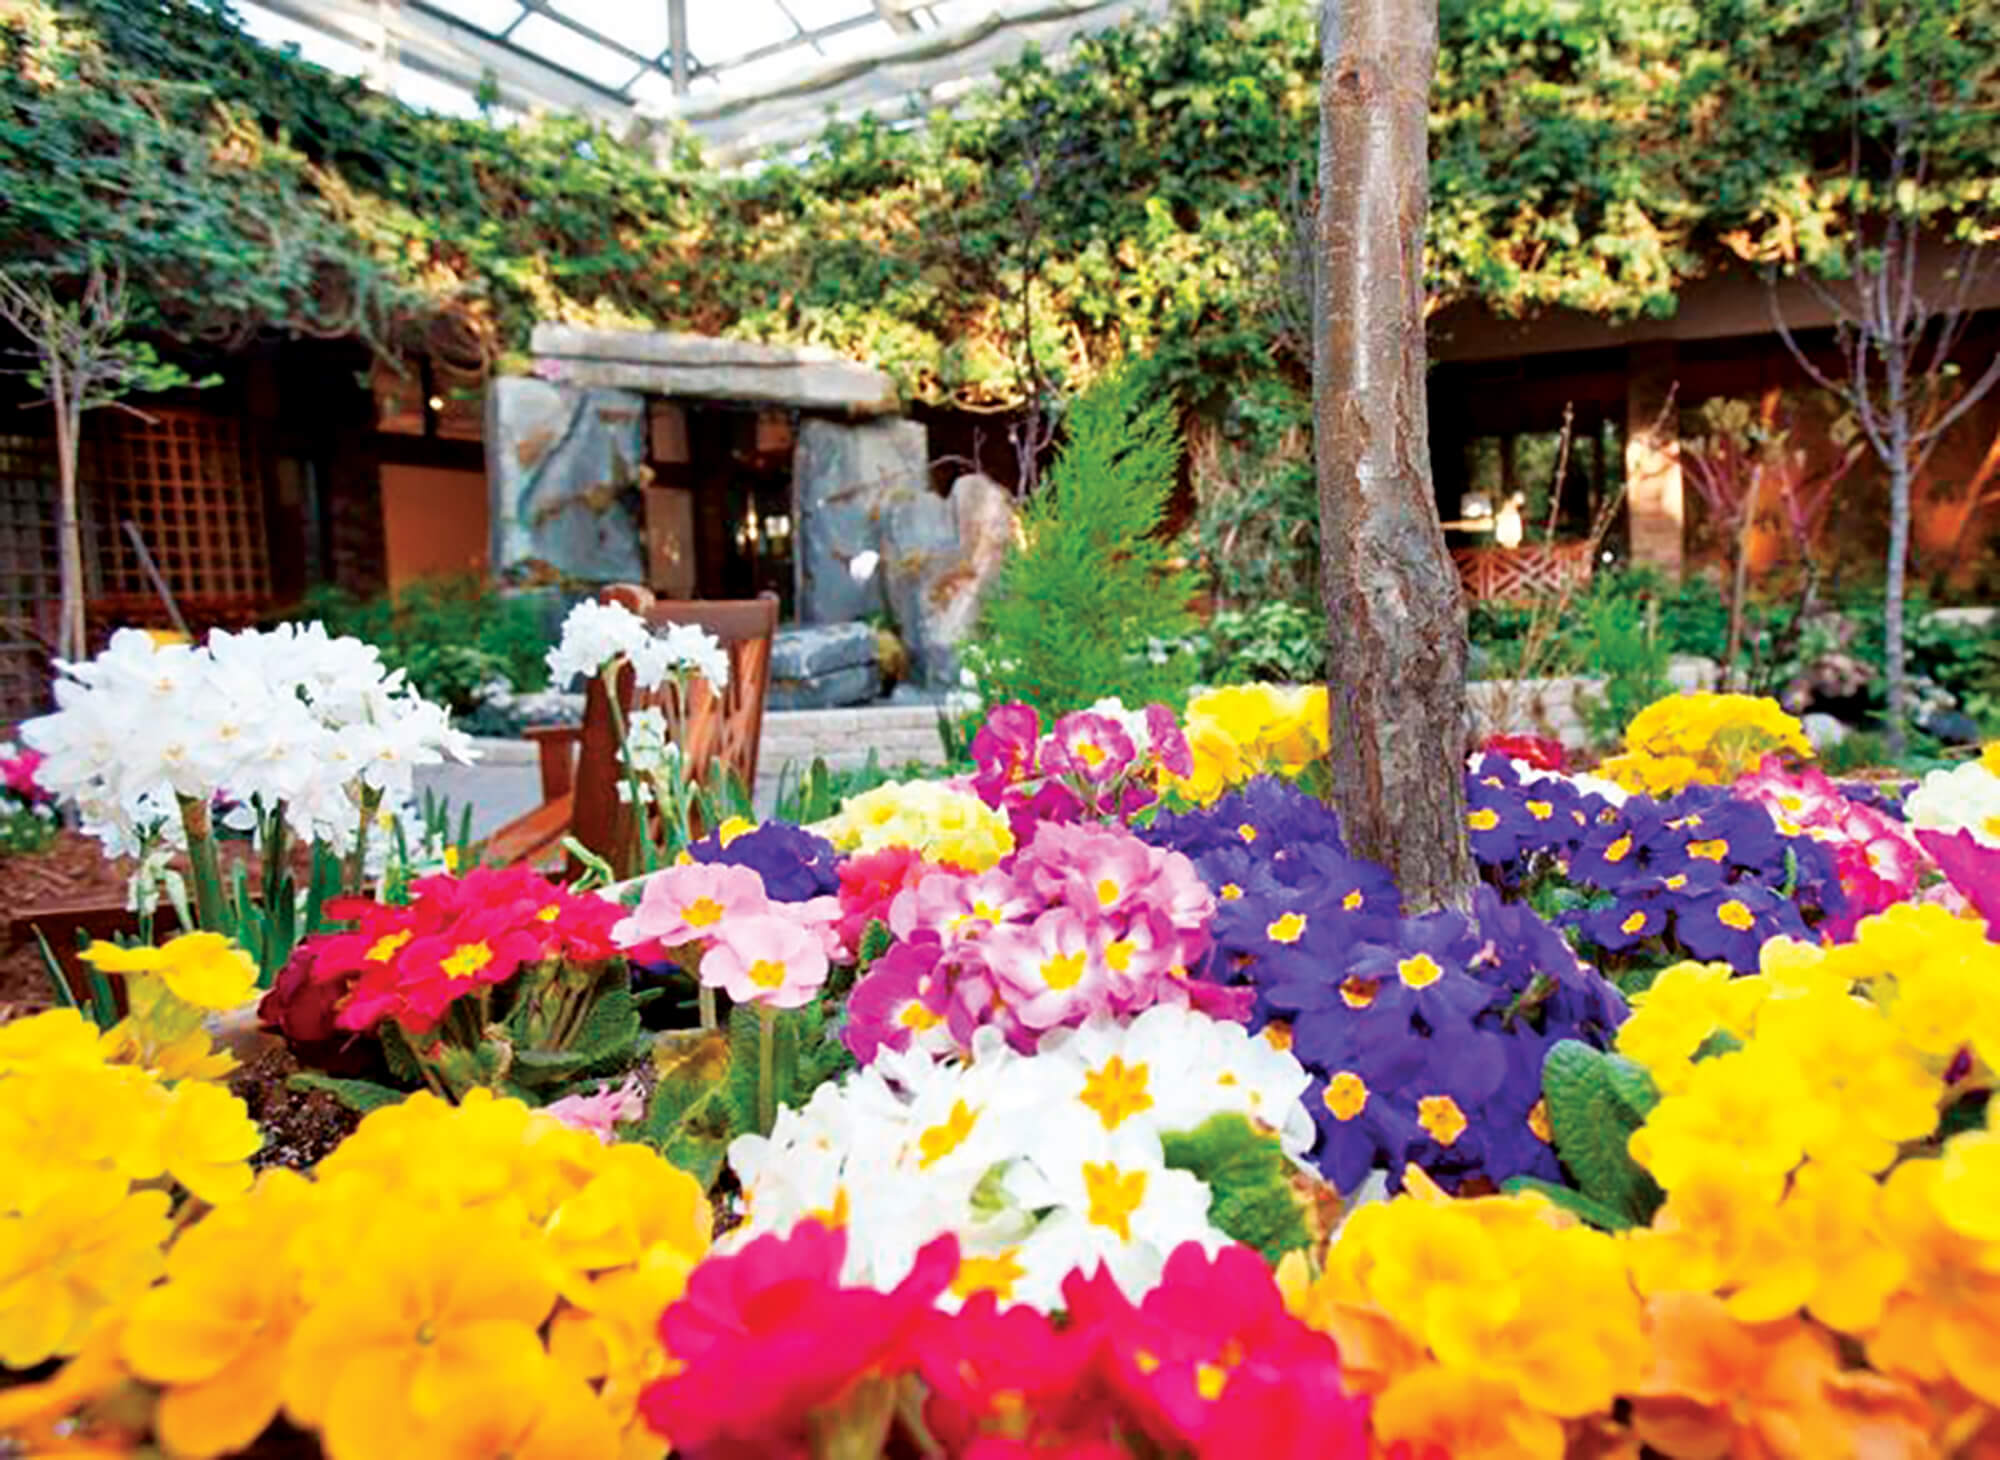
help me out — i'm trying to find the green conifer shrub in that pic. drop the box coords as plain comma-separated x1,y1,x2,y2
966,372,1202,718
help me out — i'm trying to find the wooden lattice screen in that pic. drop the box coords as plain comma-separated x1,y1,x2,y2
1452,542,1597,602
84,408,273,626
0,433,60,727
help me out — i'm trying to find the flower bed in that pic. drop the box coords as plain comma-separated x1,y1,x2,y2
5,619,2000,1459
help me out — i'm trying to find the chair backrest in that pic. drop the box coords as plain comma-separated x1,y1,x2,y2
569,586,780,878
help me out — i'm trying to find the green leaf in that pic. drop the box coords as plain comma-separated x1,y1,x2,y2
1692,1029,1744,1062
288,1072,409,1114
857,920,894,969
1540,1040,1665,1226
1501,1176,1638,1231
1160,1112,1312,1263
721,1003,763,1135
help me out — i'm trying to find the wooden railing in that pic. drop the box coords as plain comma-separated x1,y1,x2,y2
1451,542,1596,603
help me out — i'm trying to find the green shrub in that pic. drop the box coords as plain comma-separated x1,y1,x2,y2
1195,602,1324,684
293,577,551,714
966,371,1203,718
1577,592,1674,748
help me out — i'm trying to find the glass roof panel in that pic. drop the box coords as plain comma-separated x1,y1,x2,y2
548,0,671,61
226,0,1167,157
690,0,802,64
419,0,523,31
507,12,645,89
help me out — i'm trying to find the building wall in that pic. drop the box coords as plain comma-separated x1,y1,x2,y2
380,464,490,590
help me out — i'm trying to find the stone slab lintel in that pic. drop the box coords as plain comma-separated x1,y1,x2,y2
529,325,899,416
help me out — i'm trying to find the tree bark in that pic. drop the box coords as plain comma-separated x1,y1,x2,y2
1884,353,1911,756
50,357,86,663
1315,0,1474,911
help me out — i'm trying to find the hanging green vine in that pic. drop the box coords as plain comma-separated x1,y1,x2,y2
1,0,1994,406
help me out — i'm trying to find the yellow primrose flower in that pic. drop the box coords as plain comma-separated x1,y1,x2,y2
281,1206,563,1460
810,780,1013,869
1615,961,1743,1092
1599,692,1811,795
81,932,258,1011
1627,1048,1823,1193
1302,1184,1644,1425
0,1060,172,1207
0,1007,112,1074
1935,1120,2000,1246
543,1141,712,1281
121,1170,319,1459
1752,992,1938,1174
0,1172,171,1368
156,1078,263,1206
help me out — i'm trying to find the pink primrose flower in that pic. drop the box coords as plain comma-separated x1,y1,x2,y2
699,912,831,1008
614,862,771,954
543,1074,647,1143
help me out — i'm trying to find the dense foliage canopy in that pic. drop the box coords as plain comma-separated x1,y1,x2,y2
2,0,1995,405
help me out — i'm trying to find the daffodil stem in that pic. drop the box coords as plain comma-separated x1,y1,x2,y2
346,785,383,897
756,1003,778,1135
602,664,659,877
177,794,229,936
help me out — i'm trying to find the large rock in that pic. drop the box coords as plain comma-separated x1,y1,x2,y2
487,377,647,584
881,473,1018,688
769,622,880,710
793,417,930,624
530,326,898,416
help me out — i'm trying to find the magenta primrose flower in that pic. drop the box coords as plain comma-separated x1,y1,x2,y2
700,912,831,1008
1043,710,1138,785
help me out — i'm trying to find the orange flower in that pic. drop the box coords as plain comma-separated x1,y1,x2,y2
1629,1292,1865,1459
1867,1159,2000,1405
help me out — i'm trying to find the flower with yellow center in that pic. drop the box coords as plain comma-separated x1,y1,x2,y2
1468,808,1500,831
281,1207,562,1460
1687,838,1730,861
897,1001,943,1032
1339,975,1378,1010
0,1173,172,1369
1397,952,1442,989
1081,1161,1148,1242
1323,1071,1369,1121
1078,1055,1154,1130
1416,1095,1467,1147
918,1099,980,1168
1266,911,1307,944
1525,800,1553,821
366,930,411,963
1715,899,1756,931
440,941,494,980
1041,950,1087,991
121,1170,317,1460
951,1248,1028,1303
1620,910,1648,936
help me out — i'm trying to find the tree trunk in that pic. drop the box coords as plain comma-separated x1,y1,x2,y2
1314,0,1474,911
1884,377,1912,757
51,364,86,663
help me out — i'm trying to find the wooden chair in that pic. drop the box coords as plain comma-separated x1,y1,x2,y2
483,587,780,878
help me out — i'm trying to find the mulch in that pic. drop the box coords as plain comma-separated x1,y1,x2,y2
0,829,134,1018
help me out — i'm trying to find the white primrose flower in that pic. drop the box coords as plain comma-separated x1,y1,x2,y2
1905,758,2000,849
724,1009,1307,1311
